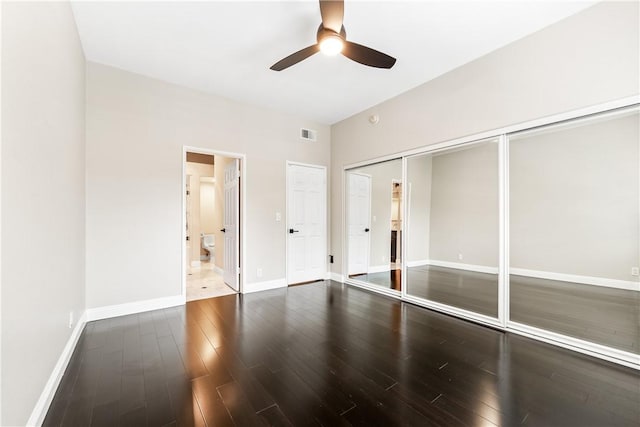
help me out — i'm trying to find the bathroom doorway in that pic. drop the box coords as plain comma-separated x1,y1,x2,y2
183,148,244,301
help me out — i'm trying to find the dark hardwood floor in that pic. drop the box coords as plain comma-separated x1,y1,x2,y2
44,281,640,426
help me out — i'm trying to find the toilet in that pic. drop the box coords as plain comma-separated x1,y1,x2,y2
202,234,215,260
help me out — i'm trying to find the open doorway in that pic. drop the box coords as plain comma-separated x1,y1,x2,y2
390,180,402,270
184,149,243,301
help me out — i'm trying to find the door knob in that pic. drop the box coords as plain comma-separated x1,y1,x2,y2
220,228,226,233
289,228,300,234
364,228,370,232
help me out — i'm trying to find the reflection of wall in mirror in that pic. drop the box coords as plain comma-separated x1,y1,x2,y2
510,113,639,282
406,156,432,265
429,143,499,269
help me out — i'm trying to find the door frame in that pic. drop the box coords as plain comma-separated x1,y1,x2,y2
285,161,328,286
182,146,246,299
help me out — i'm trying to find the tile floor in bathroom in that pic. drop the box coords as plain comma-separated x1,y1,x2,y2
186,260,237,301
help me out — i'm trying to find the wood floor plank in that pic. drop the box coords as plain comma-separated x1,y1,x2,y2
191,375,234,427
256,404,294,427
120,405,147,427
250,364,348,427
217,380,269,426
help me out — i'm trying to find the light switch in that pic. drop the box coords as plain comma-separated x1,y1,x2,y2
275,212,281,222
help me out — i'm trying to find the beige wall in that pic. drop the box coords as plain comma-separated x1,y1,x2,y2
510,113,639,281
86,62,330,307
331,1,639,276
1,2,86,425
185,161,214,263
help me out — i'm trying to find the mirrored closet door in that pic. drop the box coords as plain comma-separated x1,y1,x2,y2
346,158,403,292
405,139,500,319
509,109,640,354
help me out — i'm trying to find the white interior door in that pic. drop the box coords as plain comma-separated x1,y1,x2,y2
348,172,371,275
223,159,240,291
287,163,327,285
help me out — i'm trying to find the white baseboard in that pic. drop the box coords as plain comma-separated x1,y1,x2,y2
190,260,201,268
243,278,287,294
406,259,430,268
27,311,88,427
213,266,224,276
86,295,185,322
330,272,344,283
510,268,640,291
427,260,499,275
368,264,391,274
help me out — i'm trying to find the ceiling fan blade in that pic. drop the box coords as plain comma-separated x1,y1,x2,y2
270,44,320,71
342,41,396,69
319,0,344,34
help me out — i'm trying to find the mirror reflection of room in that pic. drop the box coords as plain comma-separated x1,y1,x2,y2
405,140,499,318
347,158,403,291
390,180,402,271
509,110,640,353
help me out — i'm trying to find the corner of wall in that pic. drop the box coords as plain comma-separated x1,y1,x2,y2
25,311,87,427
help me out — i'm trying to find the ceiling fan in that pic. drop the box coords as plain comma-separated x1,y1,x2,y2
270,0,396,71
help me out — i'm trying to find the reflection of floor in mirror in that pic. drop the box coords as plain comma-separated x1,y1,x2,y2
407,265,498,316
187,261,236,301
350,269,402,291
510,275,639,354
351,264,639,354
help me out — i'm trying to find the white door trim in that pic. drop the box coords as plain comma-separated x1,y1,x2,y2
182,146,246,298
285,161,328,285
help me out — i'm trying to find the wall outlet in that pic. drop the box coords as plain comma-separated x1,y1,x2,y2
275,212,281,222
373,215,377,222
458,253,463,261
257,267,263,278
632,267,639,276
68,311,74,329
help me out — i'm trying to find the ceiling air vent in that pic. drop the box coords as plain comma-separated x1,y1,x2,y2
300,128,317,142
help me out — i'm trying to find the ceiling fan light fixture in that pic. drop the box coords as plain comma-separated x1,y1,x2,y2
269,0,396,71
319,34,344,56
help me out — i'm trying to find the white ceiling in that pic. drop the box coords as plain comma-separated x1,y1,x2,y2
71,1,597,124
